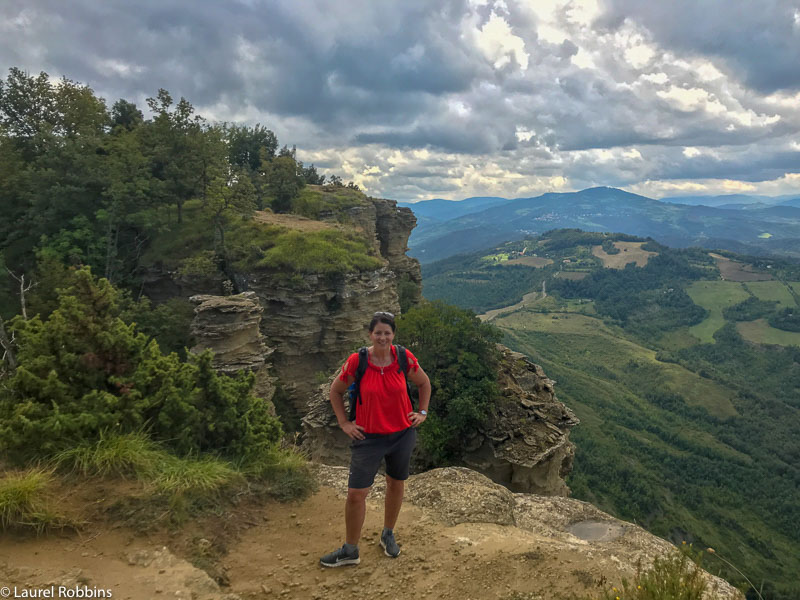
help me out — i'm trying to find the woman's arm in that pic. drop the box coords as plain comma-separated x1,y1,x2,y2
407,365,431,426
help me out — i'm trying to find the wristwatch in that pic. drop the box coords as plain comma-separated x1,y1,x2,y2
420,410,427,416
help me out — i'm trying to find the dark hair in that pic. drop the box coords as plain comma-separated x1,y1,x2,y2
369,311,396,332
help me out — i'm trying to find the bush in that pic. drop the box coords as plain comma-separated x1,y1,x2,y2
397,301,502,463
582,545,708,600
0,267,283,462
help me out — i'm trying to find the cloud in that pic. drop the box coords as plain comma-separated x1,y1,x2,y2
0,0,798,200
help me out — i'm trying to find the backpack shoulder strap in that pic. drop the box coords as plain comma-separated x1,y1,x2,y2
348,347,370,421
394,344,409,375
356,346,369,382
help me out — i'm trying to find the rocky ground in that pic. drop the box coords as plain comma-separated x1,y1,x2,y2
0,466,742,600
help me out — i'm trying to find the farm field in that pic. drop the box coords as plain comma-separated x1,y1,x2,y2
686,281,750,343
554,270,589,280
504,256,553,267
746,281,798,307
737,319,800,347
709,252,773,281
592,241,657,268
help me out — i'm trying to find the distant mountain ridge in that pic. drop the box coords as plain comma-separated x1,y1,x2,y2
405,187,800,263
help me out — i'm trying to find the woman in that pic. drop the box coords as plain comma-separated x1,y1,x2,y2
320,311,431,567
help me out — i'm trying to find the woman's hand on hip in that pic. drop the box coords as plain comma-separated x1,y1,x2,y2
339,420,366,440
408,411,427,427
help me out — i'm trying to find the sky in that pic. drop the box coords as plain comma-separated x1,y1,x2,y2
2,0,800,201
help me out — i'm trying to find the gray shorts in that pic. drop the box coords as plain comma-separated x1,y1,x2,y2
348,427,417,489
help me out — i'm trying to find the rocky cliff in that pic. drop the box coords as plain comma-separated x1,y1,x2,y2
145,192,422,411
301,345,578,496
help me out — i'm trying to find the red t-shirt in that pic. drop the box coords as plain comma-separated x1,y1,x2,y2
340,346,420,434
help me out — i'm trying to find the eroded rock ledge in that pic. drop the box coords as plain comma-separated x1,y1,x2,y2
314,465,743,600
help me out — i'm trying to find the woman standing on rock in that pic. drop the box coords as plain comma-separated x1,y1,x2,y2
320,311,431,567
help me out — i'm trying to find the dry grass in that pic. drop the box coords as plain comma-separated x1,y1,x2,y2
592,242,657,269
252,211,336,232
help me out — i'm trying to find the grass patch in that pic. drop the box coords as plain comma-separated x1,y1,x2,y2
52,433,314,522
685,281,750,343
736,319,800,347
746,281,797,307
239,445,317,502
0,469,71,532
257,229,383,274
54,431,163,478
150,455,243,506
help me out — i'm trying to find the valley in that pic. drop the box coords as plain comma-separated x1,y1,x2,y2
423,229,800,599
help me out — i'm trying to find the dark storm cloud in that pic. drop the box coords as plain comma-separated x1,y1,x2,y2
600,0,800,93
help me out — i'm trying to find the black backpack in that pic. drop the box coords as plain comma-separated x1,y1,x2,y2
347,345,413,422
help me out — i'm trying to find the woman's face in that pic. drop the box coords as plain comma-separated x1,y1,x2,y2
369,322,395,349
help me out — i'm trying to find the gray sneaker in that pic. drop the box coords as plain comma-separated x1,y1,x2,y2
380,530,401,558
320,544,360,567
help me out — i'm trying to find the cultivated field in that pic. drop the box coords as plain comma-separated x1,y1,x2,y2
746,281,798,307
592,242,657,269
686,281,750,343
709,253,773,282
554,271,589,280
737,319,800,347
504,256,553,267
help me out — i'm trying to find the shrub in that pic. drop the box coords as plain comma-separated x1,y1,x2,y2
0,267,283,462
397,301,502,463
582,545,708,600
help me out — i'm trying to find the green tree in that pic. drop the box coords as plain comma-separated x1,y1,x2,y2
205,167,257,257
397,301,502,462
265,155,304,213
143,89,205,224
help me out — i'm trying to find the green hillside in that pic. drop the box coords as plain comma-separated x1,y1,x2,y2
423,229,800,599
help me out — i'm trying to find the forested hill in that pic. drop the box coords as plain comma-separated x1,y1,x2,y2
423,229,800,599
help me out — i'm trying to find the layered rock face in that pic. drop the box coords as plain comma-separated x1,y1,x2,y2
461,346,579,495
302,345,578,496
246,268,401,407
189,292,276,403
145,197,422,411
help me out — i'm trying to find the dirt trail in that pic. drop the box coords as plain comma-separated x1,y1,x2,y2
0,469,741,600
0,489,607,600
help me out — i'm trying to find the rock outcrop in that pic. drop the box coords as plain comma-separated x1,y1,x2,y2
314,464,744,600
462,346,578,495
145,195,422,412
189,291,276,403
302,345,578,496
